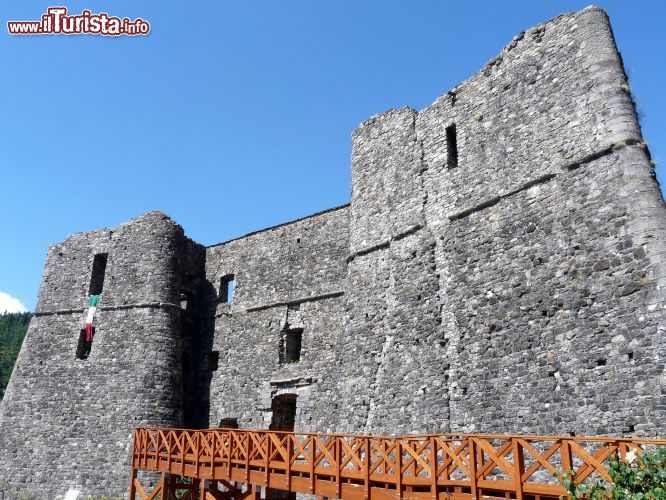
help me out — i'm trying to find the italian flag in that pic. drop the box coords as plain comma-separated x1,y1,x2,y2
84,295,101,342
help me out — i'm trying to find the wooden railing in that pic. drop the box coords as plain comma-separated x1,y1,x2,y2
129,427,665,499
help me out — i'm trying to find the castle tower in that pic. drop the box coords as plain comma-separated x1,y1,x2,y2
315,6,666,436
315,107,447,435
0,212,202,498
0,5,664,499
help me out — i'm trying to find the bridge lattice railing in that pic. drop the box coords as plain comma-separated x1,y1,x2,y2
130,427,665,499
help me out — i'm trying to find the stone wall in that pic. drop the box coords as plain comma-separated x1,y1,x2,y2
205,206,349,431
312,109,448,435
440,145,665,436
313,6,666,436
0,212,199,498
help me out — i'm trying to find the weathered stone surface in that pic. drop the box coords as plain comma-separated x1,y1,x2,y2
0,212,195,498
0,6,664,499
204,206,349,431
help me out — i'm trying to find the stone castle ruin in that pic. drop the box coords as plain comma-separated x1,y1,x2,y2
1,6,664,498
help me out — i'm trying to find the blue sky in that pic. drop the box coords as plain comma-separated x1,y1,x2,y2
1,1,664,311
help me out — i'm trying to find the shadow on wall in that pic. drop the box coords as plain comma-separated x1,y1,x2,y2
181,277,218,429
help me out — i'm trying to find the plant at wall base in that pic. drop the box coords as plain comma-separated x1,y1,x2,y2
559,469,611,500
557,446,666,499
174,475,193,499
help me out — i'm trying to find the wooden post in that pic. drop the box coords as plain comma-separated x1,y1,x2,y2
250,484,261,499
265,433,271,490
167,432,173,474
561,439,573,485
245,433,251,483
195,432,201,478
619,441,627,463
227,431,233,480
159,472,168,500
181,433,186,476
396,439,403,500
364,437,371,500
286,434,293,495
336,438,342,499
211,431,217,480
430,437,438,500
128,468,137,500
512,438,524,500
310,435,316,494
141,430,147,469
156,431,162,471
131,429,137,470
468,438,478,500
199,478,207,500
441,439,451,485
189,478,200,500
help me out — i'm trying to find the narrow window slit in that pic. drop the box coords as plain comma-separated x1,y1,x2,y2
89,253,108,295
219,274,235,303
446,124,458,168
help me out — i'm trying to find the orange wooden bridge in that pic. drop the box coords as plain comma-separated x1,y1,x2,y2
129,427,664,500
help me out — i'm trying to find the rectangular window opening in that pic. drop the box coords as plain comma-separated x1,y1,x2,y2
446,124,458,168
89,253,108,296
76,327,94,360
219,274,235,303
285,328,303,363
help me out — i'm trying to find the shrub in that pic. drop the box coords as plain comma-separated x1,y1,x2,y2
558,446,666,499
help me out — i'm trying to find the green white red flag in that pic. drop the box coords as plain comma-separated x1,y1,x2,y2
84,295,100,342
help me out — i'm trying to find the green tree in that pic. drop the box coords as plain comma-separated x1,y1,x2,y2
0,312,31,399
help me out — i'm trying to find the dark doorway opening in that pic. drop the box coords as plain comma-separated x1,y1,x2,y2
219,418,239,429
268,396,297,499
269,394,297,431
